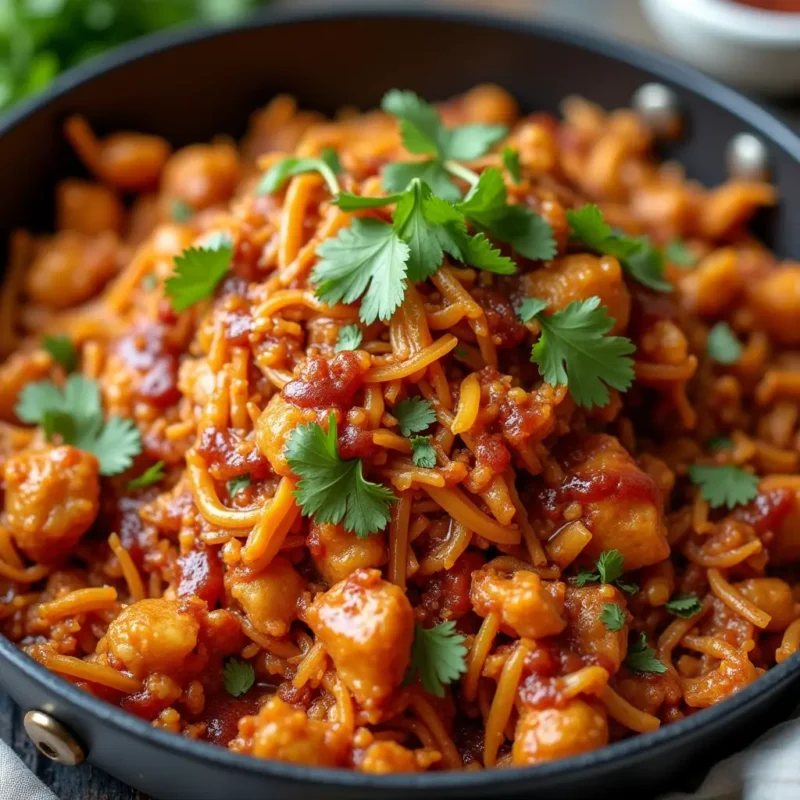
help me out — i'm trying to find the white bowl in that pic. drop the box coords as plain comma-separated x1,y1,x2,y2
641,0,800,94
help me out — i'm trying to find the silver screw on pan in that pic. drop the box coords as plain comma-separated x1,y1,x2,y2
631,82,681,137
23,710,86,766
726,133,770,181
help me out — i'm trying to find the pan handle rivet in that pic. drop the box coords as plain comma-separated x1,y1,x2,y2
726,133,769,181
23,710,86,766
631,82,680,137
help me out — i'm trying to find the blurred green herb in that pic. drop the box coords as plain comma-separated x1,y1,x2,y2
0,0,266,111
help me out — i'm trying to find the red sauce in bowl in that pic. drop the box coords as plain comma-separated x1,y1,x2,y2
731,0,800,12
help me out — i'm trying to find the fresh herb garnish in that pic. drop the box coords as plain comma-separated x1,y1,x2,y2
285,412,396,538
257,147,342,196
335,324,363,352
625,633,667,674
227,473,251,498
456,168,556,261
222,657,255,697
127,461,165,490
15,375,141,477
566,204,671,292
502,146,522,183
394,397,437,437
600,603,626,632
170,199,193,223
410,436,437,468
313,218,409,325
574,549,638,595
688,464,759,509
518,296,636,409
707,322,743,365
42,334,77,373
707,435,733,452
381,90,507,202
665,594,703,619
665,238,697,268
141,274,158,292
405,621,468,698
165,240,233,312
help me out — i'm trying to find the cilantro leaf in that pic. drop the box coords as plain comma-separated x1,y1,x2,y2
457,168,556,261
688,464,759,509
128,461,166,490
526,296,636,409
503,146,522,183
410,436,437,468
600,603,626,632
382,90,443,155
566,204,671,292
227,473,251,498
285,412,396,537
80,416,141,477
572,549,637,595
459,232,516,275
597,549,625,584
382,90,506,161
15,375,141,477
625,633,667,674
707,435,733,451
42,334,77,373
393,180,464,281
165,242,233,313
223,657,255,697
665,238,697,268
335,324,363,352
333,192,404,211
517,297,549,323
394,397,437,437
665,594,704,619
170,199,193,223
707,322,743,365
405,621,468,698
257,147,341,196
381,90,506,200
382,159,461,203
313,218,409,325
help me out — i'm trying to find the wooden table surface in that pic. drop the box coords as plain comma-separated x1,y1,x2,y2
2,2,800,798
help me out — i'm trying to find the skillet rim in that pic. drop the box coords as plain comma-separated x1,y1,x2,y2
1,2,800,791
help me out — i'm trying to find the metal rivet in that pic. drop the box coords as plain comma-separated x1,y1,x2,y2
23,710,85,766
631,82,681,137
726,132,770,181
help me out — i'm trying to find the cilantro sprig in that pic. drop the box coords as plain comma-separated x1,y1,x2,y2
227,473,251,498
625,633,667,674
285,412,396,538
574,549,638,595
394,397,437,437
502,146,521,183
665,238,697,268
15,374,141,477
381,90,506,202
410,436,437,468
257,148,342,196
127,461,165,490
566,204,671,292
405,621,468,698
42,334,77,373
707,322,743,365
600,603,626,632
665,594,703,619
688,464,759,509
335,324,363,352
518,296,636,409
165,238,233,312
222,657,255,697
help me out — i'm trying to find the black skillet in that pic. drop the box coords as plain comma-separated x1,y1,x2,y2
2,5,800,800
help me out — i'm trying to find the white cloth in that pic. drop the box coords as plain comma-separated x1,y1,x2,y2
3,712,800,800
0,739,56,800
